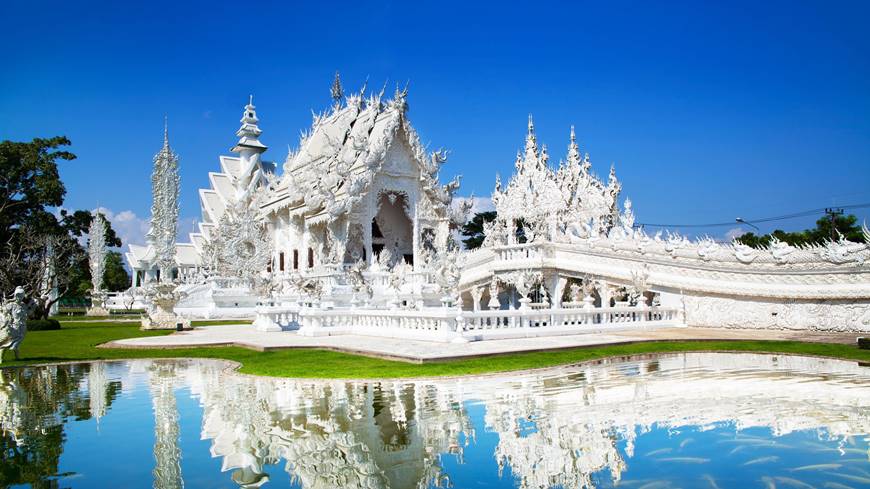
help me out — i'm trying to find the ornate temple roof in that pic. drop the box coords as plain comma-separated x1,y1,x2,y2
127,76,457,274
490,116,624,241
258,81,449,222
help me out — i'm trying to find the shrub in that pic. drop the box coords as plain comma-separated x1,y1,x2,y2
26,319,62,331
859,337,869,350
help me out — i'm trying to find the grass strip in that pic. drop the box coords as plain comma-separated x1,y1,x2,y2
2,320,867,379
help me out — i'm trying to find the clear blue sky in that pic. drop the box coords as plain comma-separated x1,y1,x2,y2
3,0,869,245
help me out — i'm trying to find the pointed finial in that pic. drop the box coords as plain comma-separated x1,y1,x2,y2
232,94,266,153
163,115,169,146
570,125,576,143
331,71,343,105
524,114,538,156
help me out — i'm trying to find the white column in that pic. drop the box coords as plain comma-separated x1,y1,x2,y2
596,281,612,308
470,286,483,312
544,274,567,309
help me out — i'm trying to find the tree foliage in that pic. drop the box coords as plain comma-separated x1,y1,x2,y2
0,137,75,244
460,211,496,249
736,214,867,248
0,138,128,317
460,211,529,249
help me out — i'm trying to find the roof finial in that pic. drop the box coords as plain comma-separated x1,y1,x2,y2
232,95,266,153
570,125,576,143
331,71,343,106
524,114,538,156
163,115,169,147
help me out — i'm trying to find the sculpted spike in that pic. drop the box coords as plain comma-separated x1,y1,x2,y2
330,71,343,107
566,126,581,170
524,114,539,159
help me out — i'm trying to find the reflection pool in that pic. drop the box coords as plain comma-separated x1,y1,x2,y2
1,353,869,488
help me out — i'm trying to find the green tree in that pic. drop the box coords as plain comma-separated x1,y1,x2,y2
736,214,867,248
0,138,127,316
103,251,131,291
460,211,497,249
0,137,75,243
459,211,530,249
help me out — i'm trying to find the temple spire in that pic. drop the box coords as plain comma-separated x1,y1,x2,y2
231,95,267,153
566,125,582,171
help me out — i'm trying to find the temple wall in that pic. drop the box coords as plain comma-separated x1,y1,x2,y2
681,292,870,332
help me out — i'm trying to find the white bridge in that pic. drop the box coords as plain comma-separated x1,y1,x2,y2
254,302,680,343
458,234,870,333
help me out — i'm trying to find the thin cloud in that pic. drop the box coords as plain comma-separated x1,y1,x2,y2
725,227,747,241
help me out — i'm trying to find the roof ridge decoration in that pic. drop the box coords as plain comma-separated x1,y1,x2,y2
488,118,622,246
261,79,456,221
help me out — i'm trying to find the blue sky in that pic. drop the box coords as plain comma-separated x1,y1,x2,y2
3,0,869,246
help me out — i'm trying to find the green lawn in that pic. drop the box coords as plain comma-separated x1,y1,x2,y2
190,319,253,327
1,320,868,379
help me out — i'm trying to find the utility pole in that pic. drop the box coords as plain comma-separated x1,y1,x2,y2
825,207,844,240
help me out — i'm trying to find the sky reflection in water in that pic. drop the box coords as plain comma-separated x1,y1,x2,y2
1,353,868,488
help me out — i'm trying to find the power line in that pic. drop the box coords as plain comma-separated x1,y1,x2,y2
637,203,870,228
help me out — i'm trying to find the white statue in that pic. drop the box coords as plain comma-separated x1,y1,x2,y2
0,287,37,363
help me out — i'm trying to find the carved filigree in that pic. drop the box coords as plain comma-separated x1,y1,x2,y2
203,203,272,284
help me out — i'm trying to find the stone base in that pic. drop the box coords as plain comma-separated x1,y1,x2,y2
141,315,191,331
86,307,110,316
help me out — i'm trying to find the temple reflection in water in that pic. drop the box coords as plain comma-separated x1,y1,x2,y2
1,353,868,488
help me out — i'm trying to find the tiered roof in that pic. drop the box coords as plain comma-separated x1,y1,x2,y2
259,83,451,223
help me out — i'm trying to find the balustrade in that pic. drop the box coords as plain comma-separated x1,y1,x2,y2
265,303,681,341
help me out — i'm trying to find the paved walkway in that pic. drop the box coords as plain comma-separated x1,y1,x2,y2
104,324,862,363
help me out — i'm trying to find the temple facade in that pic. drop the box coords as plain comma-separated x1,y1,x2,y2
127,76,465,317
123,75,870,333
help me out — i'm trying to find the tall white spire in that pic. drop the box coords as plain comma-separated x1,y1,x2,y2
149,120,180,282
230,96,266,206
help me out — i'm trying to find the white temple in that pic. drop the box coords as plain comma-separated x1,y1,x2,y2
124,75,870,335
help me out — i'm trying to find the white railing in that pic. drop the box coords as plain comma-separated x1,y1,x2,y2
253,303,682,341
253,304,301,331
462,306,678,331
493,243,543,262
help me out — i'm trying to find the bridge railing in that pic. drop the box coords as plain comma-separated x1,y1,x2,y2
253,302,682,340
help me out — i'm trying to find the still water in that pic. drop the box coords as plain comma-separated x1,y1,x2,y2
1,353,868,489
